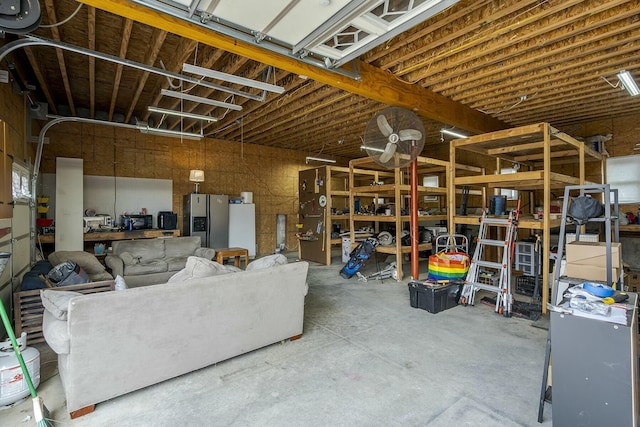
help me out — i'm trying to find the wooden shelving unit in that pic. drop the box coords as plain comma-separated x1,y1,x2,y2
349,156,455,281
448,123,605,312
299,165,379,265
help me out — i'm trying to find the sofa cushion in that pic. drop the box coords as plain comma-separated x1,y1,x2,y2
168,256,234,283
123,260,168,276
48,251,107,275
165,257,189,272
119,251,139,265
114,239,165,262
40,289,83,320
42,309,70,354
245,254,288,271
164,237,200,258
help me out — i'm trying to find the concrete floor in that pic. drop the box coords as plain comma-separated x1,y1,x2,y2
2,252,552,426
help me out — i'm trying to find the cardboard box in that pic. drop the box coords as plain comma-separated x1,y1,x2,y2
565,241,622,268
625,269,640,293
564,263,620,283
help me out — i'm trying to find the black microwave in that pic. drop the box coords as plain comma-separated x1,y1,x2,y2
121,214,153,230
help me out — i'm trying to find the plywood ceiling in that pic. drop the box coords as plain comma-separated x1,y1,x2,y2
6,0,640,160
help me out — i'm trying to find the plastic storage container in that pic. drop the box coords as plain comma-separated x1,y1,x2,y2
408,281,462,314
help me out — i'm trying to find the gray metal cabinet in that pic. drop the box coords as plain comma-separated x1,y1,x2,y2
550,293,638,426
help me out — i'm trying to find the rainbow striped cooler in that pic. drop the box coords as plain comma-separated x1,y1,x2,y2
427,252,470,281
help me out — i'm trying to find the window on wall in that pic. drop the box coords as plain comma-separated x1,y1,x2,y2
500,167,519,201
12,164,30,200
423,176,439,202
606,155,640,204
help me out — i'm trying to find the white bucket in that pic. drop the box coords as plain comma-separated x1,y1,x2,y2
240,192,253,204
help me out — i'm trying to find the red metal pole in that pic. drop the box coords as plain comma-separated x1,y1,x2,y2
410,154,419,280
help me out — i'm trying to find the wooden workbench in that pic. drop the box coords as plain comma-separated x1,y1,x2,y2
37,229,180,244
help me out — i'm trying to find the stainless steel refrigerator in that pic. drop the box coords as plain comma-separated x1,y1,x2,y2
183,194,229,248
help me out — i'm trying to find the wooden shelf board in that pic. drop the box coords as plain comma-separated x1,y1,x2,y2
452,216,562,230
37,229,180,244
454,171,580,189
331,214,350,219
376,243,432,254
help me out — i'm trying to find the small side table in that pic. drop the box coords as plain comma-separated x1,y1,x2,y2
215,247,249,268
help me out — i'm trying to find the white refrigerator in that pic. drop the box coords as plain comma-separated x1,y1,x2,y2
228,203,256,257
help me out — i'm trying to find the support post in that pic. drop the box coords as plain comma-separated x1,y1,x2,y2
410,154,419,280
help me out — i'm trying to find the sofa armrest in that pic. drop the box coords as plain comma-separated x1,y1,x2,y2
105,255,124,277
194,247,215,260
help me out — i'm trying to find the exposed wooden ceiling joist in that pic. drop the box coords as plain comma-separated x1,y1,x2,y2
77,0,508,134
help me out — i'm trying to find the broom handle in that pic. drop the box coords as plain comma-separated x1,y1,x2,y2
0,299,38,398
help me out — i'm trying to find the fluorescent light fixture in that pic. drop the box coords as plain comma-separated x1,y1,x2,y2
148,106,218,122
136,123,203,141
183,63,285,94
305,156,336,164
440,128,468,139
618,70,640,96
161,89,242,111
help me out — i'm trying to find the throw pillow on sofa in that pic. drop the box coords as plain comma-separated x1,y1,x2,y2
40,289,84,320
245,254,288,271
48,250,113,281
168,256,238,283
119,251,140,265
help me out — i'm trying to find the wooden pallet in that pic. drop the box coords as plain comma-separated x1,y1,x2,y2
14,280,115,344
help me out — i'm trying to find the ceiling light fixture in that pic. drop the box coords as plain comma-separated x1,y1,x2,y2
148,106,218,122
136,122,203,141
618,70,640,96
161,89,242,111
305,156,336,164
183,63,285,94
440,128,468,139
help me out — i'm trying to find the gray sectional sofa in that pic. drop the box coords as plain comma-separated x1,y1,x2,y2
104,236,215,287
41,258,309,417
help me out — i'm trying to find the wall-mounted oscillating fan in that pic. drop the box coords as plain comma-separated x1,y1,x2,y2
362,107,426,168
0,0,41,34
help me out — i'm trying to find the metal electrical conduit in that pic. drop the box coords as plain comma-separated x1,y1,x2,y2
0,34,273,262
29,115,144,263
0,34,272,102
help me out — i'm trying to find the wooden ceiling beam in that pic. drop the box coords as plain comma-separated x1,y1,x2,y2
159,47,228,126
437,9,640,98
23,47,58,115
44,0,76,116
469,41,640,113
88,6,96,118
142,36,198,122
166,55,250,130
378,0,534,72
207,73,314,139
77,0,507,134
402,0,610,84
109,18,133,121
123,28,167,124
449,34,640,113
221,84,342,140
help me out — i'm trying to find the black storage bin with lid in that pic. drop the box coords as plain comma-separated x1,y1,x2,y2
408,281,463,314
